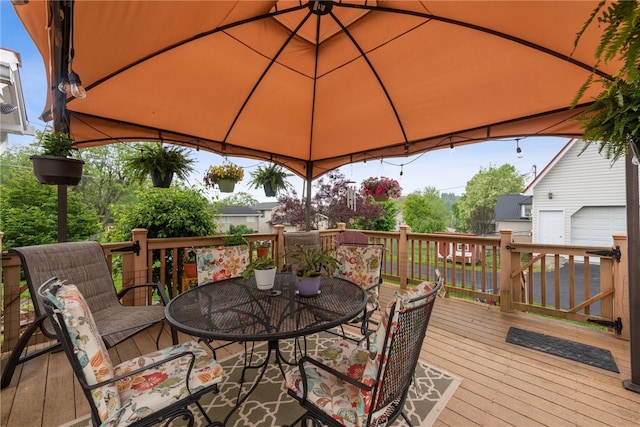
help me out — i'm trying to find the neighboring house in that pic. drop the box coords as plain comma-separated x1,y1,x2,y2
523,139,639,247
1,48,35,150
252,202,280,233
494,195,532,243
216,206,261,233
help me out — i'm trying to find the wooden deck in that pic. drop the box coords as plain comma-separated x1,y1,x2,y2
2,284,638,426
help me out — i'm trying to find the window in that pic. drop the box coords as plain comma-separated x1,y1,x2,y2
521,204,532,218
246,216,257,224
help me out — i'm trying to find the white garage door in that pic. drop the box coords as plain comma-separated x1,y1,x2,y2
571,206,626,246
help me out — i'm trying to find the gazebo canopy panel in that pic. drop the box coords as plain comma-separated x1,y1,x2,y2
14,0,620,179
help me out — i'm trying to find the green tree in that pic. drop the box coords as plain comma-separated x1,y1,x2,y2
217,192,259,207
402,187,448,233
455,164,524,234
107,186,217,241
0,147,101,249
77,144,142,225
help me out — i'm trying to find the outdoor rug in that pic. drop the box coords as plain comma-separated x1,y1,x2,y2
60,331,461,427
505,327,619,373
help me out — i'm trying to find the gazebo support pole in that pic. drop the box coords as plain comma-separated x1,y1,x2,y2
52,1,72,242
624,151,640,393
305,161,313,231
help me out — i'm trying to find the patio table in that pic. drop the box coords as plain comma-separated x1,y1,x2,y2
165,272,367,425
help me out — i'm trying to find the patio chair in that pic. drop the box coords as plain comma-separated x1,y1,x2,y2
1,241,177,389
193,242,251,358
193,241,251,285
283,231,322,272
284,276,442,427
334,229,369,246
333,242,385,346
38,277,223,427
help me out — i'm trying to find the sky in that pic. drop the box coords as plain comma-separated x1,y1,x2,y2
1,1,571,203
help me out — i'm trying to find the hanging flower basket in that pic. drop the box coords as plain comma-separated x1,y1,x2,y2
203,163,244,192
361,176,402,201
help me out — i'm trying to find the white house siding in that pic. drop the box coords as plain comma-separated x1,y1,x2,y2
526,140,637,246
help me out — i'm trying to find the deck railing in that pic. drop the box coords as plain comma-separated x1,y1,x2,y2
1,226,629,354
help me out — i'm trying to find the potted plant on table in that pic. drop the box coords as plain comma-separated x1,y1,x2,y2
361,176,402,202
248,163,294,197
30,130,84,185
124,142,196,188
204,163,245,193
243,256,277,290
287,245,339,296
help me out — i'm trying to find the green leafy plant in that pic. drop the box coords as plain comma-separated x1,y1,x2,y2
255,240,271,248
124,142,195,184
287,245,339,279
248,163,294,196
242,256,277,279
223,231,247,246
35,130,77,157
572,1,640,162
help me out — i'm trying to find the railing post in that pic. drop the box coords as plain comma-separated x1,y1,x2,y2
337,222,346,231
399,224,410,289
499,229,514,312
275,224,285,270
613,233,630,340
121,228,149,306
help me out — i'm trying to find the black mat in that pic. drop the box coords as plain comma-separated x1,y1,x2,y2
505,327,619,373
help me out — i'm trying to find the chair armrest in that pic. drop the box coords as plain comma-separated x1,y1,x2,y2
117,282,171,305
297,355,373,399
82,350,197,393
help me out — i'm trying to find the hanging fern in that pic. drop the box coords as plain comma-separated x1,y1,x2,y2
573,0,640,162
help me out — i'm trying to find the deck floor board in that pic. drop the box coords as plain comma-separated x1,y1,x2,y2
2,283,638,426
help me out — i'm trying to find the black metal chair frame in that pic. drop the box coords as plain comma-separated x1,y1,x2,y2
1,241,178,389
285,278,442,427
37,278,216,427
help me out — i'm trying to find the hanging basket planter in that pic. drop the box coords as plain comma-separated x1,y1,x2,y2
151,169,174,188
31,155,84,186
264,182,276,197
217,179,237,193
373,194,389,202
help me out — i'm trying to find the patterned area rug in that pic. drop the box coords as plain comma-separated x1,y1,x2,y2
60,331,461,427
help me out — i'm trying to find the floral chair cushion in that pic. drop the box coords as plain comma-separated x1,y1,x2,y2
111,340,223,427
285,296,402,427
42,282,121,422
335,245,383,313
44,282,224,427
195,245,250,285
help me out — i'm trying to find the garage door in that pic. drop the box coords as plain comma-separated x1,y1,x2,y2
571,206,626,246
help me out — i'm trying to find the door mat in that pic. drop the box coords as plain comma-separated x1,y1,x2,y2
505,327,619,373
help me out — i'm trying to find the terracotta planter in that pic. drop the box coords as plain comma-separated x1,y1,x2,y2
30,155,84,186
373,194,389,202
254,267,277,290
183,262,197,278
217,179,236,192
256,247,270,258
296,275,321,296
